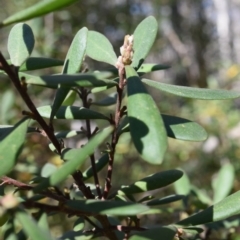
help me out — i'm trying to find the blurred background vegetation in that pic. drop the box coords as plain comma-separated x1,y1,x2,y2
1,0,240,239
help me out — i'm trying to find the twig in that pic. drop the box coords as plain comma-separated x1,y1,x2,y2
0,52,61,153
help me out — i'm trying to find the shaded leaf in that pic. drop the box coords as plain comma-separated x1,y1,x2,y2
82,154,109,181
132,16,158,69
16,210,53,240
34,126,113,191
126,65,167,164
146,194,184,206
142,78,240,100
120,170,183,194
1,0,78,27
8,23,34,66
86,31,117,66
66,199,149,216
212,162,235,204
129,226,177,240
58,231,95,240
178,190,240,226
37,105,108,120
55,130,84,139
73,218,85,232
191,186,212,205
92,92,120,106
21,72,116,89
0,117,29,177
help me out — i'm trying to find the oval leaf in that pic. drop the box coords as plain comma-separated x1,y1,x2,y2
1,0,79,26
34,126,113,192
212,162,235,204
86,31,117,66
16,210,53,240
8,23,34,66
142,78,240,100
131,16,158,69
129,227,177,240
66,199,148,216
21,72,116,89
73,218,85,232
0,117,29,177
162,114,207,141
120,170,183,194
37,105,108,120
178,190,240,226
174,170,191,196
126,65,167,164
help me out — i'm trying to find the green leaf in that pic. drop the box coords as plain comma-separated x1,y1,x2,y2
91,92,119,106
16,210,53,240
131,16,158,69
66,199,149,216
86,31,117,66
21,72,116,89
120,170,183,194
0,117,29,177
126,65,167,164
82,154,109,181
73,218,85,232
129,226,177,240
1,0,79,27
146,194,184,206
178,190,240,226
161,114,207,141
41,163,57,178
212,163,235,204
58,231,94,240
51,27,88,121
174,170,191,196
34,126,113,192
15,57,63,71
142,78,240,100
62,90,77,106
138,63,170,74
55,130,84,139
37,105,108,120
7,23,34,66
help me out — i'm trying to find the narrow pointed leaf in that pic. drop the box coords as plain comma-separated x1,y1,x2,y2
34,126,113,191
129,226,177,240
1,0,78,27
0,117,29,177
62,90,77,106
37,105,108,120
178,190,240,226
21,72,116,89
161,114,207,141
131,16,158,69
8,23,34,66
146,194,184,206
126,65,167,164
120,170,183,194
16,211,53,240
138,63,170,74
174,171,191,196
212,163,235,204
66,199,148,216
82,154,109,181
55,130,84,139
58,231,94,240
142,78,240,100
92,92,119,106
86,31,117,66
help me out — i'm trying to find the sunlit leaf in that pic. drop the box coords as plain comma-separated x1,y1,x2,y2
16,210,53,240
55,130,84,139
138,63,170,74
129,226,177,240
7,23,34,66
66,199,149,216
86,31,117,66
178,190,240,226
212,162,235,204
0,117,29,177
120,170,183,194
34,126,113,191
131,16,158,69
73,218,85,232
174,170,191,196
142,78,240,100
37,105,108,120
126,65,167,164
1,0,78,27
146,195,184,206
